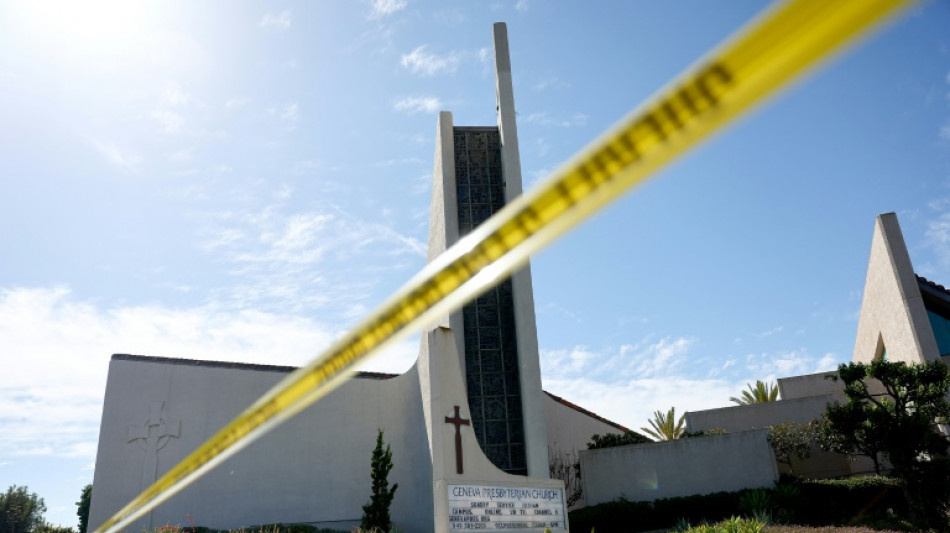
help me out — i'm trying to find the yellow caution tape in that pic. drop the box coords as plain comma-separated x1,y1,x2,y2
94,1,914,532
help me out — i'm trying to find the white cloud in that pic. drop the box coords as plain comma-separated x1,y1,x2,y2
411,173,431,195
288,160,321,175
533,76,570,92
526,167,552,188
940,125,950,141
369,0,408,19
543,377,739,434
198,202,425,313
260,10,292,30
524,111,588,128
925,211,950,266
281,102,299,122
542,336,695,381
815,353,839,372
90,138,142,173
401,45,461,76
225,97,248,109
515,0,529,12
376,157,424,167
163,81,190,106
152,109,185,133
434,9,464,25
279,102,300,128
168,148,193,162
394,96,442,114
741,348,840,382
0,285,419,458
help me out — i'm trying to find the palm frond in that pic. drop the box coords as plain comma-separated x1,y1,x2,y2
730,380,779,405
640,407,685,441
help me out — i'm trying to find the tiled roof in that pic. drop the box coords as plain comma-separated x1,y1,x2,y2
917,275,950,316
917,275,950,299
111,354,632,431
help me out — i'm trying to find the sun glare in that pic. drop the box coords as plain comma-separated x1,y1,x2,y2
15,0,156,54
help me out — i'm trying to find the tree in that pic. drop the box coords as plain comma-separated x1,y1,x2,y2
34,525,74,533
640,407,685,441
548,446,583,507
361,429,398,533
822,360,950,527
75,485,91,533
730,380,779,405
0,485,47,533
586,432,651,449
767,421,815,471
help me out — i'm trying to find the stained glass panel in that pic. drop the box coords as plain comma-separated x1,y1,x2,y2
454,127,526,475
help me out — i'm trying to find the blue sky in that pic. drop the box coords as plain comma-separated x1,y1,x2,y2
1,0,949,527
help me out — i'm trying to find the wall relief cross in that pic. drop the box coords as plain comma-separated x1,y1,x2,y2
128,401,181,492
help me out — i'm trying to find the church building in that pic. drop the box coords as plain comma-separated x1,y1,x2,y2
87,23,628,533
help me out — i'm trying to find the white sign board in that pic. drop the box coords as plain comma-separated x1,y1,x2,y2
447,484,566,530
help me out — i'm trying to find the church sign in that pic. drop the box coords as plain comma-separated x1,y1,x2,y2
447,484,566,531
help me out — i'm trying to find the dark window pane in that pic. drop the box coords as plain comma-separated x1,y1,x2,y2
469,397,484,422
464,327,479,350
487,445,510,470
478,306,499,327
488,167,503,186
479,328,501,350
467,372,482,397
510,445,525,469
490,184,506,206
457,183,470,203
481,350,503,372
507,397,523,419
477,290,498,309
471,186,490,204
469,166,487,186
504,372,520,395
484,373,504,395
508,421,524,444
472,205,493,225
502,346,518,372
485,397,506,420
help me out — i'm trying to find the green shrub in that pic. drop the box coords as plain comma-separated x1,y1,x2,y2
794,477,907,526
569,490,753,533
568,476,913,533
738,489,772,517
35,525,76,533
686,517,765,533
587,432,651,449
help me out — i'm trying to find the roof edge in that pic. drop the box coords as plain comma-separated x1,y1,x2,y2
110,353,398,380
111,354,633,433
543,390,635,435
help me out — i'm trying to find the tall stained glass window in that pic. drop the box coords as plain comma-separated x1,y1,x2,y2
453,127,526,475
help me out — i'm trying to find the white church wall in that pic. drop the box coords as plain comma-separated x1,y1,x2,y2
685,395,851,480
685,395,834,433
777,371,842,401
543,393,628,456
579,430,778,506
89,356,433,533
